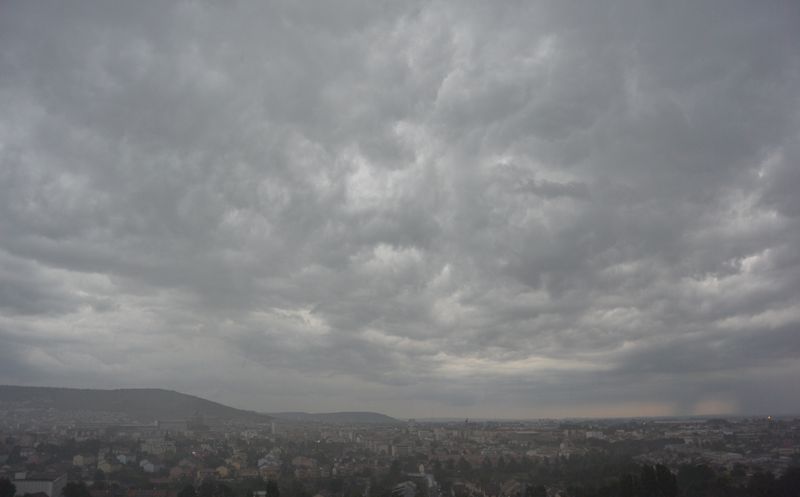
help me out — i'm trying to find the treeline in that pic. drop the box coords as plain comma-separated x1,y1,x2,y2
379,452,800,497
555,464,800,497
3,462,799,497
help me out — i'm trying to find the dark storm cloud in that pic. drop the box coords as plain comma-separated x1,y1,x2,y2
0,0,798,417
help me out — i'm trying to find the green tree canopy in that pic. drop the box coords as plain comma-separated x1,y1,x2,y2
0,478,16,497
266,480,280,497
62,482,91,497
178,485,197,497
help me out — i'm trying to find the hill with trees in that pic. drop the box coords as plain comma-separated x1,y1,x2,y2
0,385,270,423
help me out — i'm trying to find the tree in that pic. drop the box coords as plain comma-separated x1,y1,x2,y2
178,485,197,497
525,484,546,497
216,484,235,497
748,471,777,497
198,481,216,497
618,474,635,497
240,478,266,497
654,464,677,497
290,480,310,497
521,456,533,471
0,478,16,497
777,467,800,497
266,480,280,497
92,470,107,491
677,464,715,497
62,482,91,497
640,465,658,497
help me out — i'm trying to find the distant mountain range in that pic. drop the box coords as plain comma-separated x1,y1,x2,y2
268,411,400,424
0,385,400,425
0,385,270,423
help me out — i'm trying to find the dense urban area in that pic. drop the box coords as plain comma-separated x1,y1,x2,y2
1,400,799,497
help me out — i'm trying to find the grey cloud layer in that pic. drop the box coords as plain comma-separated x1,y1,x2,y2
1,0,799,417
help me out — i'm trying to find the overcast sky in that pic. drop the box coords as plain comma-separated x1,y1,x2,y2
1,0,799,419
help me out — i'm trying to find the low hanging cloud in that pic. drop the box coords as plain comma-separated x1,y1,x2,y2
0,0,799,418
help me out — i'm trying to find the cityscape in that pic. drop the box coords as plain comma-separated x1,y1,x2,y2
0,387,799,497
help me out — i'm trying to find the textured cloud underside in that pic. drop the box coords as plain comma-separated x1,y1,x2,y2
1,0,799,418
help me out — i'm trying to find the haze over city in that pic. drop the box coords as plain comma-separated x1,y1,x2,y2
1,0,799,420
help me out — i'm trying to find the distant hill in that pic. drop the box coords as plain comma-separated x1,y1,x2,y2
269,411,400,424
0,385,270,423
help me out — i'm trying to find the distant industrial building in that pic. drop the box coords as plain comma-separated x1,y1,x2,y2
12,473,67,497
